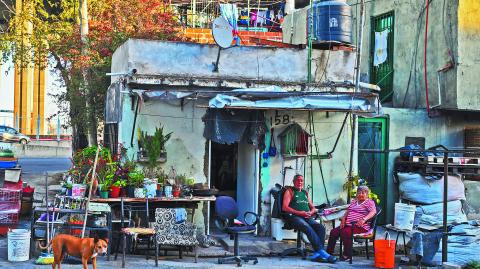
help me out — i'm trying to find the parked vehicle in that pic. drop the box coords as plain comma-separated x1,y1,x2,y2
0,125,31,144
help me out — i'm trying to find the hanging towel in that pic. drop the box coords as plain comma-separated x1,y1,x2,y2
374,29,389,66
220,4,239,33
175,208,187,223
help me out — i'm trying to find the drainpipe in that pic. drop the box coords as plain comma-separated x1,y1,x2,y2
307,0,313,83
348,0,366,203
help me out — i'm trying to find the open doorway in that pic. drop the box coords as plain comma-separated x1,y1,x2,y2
210,142,238,198
209,140,260,234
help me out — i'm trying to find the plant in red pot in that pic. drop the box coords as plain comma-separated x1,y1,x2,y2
173,185,181,197
111,179,126,198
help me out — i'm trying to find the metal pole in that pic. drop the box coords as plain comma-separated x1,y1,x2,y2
307,0,313,83
354,0,366,91
348,0,365,202
57,115,61,141
36,115,40,140
442,151,448,263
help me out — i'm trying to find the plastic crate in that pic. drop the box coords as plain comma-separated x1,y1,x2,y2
0,211,19,224
0,188,21,202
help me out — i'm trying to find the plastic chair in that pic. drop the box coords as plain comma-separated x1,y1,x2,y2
340,206,382,264
214,196,259,267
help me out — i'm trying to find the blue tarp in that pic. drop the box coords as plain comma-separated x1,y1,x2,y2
209,93,383,116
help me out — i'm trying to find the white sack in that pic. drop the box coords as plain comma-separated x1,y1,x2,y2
398,173,466,204
417,200,468,226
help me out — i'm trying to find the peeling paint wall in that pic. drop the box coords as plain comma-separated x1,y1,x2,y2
118,96,208,229
347,0,460,109
111,39,355,85
457,0,480,110
258,110,354,235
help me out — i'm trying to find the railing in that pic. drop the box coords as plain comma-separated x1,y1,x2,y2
0,113,71,141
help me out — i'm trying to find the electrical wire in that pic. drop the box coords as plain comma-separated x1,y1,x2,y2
424,0,431,116
402,0,433,108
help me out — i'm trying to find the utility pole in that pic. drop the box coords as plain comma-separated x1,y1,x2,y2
79,0,95,146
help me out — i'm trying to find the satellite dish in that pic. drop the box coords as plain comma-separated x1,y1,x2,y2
212,17,234,49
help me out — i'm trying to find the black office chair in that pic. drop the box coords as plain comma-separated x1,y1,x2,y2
279,215,309,259
214,196,259,267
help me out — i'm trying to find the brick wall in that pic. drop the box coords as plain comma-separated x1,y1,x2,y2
183,28,283,46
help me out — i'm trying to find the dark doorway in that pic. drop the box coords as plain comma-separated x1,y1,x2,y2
210,142,237,199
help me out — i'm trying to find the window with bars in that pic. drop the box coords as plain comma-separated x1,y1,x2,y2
370,11,394,103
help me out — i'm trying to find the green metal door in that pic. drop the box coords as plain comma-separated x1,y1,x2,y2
358,117,388,224
370,11,394,102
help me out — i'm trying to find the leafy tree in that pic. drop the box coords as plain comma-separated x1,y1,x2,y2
0,0,187,150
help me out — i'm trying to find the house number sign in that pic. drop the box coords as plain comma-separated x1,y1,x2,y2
270,111,293,126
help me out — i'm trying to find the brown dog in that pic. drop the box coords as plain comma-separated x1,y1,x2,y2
39,234,108,269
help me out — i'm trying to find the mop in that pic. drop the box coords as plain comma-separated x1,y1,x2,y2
35,172,54,265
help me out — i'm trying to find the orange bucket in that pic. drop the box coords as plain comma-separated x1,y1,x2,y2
374,233,396,268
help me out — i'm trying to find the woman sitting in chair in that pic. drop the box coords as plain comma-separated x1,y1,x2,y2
282,174,336,263
326,185,377,260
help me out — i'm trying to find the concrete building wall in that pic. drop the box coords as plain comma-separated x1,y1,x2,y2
456,0,480,110
111,39,355,85
258,110,354,235
384,108,480,222
347,0,459,109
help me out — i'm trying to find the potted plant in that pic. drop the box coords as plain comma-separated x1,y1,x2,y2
156,169,167,197
138,126,172,164
129,171,145,198
110,178,126,198
99,177,111,199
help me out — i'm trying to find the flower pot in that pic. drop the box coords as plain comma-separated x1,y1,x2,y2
173,189,181,197
145,183,157,198
110,186,121,198
72,184,87,198
156,189,163,197
127,186,135,198
134,188,145,198
163,186,173,198
97,184,104,196
120,187,127,197
67,188,73,197
99,191,109,199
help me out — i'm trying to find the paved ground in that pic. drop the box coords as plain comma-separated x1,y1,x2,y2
18,157,71,176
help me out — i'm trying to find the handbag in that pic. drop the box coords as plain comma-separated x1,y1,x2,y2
268,128,277,157
374,232,396,269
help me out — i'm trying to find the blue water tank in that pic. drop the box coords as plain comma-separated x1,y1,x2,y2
309,0,353,44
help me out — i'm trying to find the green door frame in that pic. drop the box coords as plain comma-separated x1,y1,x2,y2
358,117,389,224
370,11,395,103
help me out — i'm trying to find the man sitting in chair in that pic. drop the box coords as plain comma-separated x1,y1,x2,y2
282,174,337,263
326,185,377,260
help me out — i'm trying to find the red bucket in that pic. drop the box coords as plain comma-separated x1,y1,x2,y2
374,233,396,269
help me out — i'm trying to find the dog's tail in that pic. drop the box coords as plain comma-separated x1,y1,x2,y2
38,240,52,250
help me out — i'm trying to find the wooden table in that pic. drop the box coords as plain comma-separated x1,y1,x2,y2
91,196,216,224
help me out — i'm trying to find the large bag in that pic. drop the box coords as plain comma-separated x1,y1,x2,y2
374,232,396,269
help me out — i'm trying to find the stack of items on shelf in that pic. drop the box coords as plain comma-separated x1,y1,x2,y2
395,147,480,266
0,167,23,235
396,172,467,226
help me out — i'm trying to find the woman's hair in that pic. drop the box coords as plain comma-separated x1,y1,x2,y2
357,185,370,194
293,174,303,181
